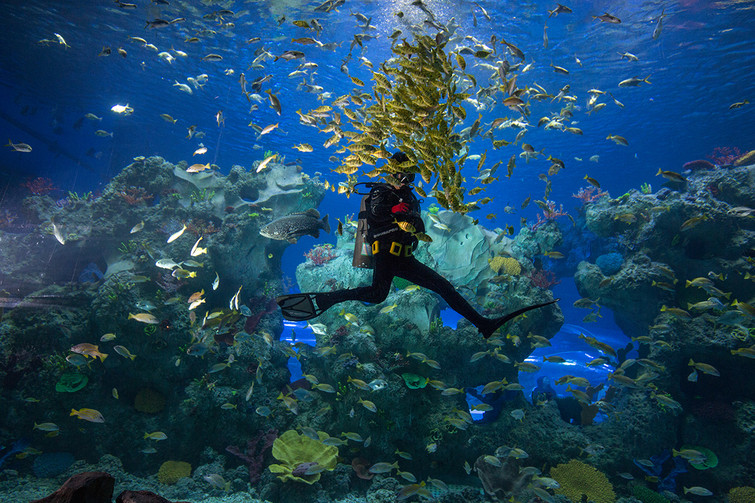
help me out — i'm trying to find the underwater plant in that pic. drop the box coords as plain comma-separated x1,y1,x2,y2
640,182,652,194
189,188,215,204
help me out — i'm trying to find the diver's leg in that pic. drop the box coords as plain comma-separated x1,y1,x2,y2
396,258,558,338
314,255,394,312
395,258,492,328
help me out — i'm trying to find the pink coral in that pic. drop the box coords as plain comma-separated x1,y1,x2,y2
21,177,58,195
707,146,741,166
572,186,608,204
530,200,569,231
304,244,337,266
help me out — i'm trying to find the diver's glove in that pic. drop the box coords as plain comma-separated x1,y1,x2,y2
391,202,409,213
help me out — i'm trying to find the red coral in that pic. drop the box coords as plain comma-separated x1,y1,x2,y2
226,428,278,484
572,186,608,204
707,146,741,166
21,177,58,195
526,269,560,289
186,218,220,236
119,186,154,205
530,200,569,231
304,244,337,266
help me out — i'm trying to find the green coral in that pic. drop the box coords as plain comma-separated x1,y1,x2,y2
189,188,215,203
269,430,338,484
728,486,755,503
157,460,192,485
550,459,615,503
681,445,718,470
640,182,652,194
632,484,669,503
55,372,88,393
402,373,428,389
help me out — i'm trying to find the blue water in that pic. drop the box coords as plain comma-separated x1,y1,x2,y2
2,0,753,217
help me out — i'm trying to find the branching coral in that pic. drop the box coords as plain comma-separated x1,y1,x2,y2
304,244,337,266
268,430,337,484
550,459,615,503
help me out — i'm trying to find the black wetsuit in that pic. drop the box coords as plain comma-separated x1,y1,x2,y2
315,182,503,336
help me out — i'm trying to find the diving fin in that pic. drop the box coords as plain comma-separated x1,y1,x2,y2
276,293,325,321
482,298,561,339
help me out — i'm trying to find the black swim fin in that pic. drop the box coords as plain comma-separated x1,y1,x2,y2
276,293,325,321
482,298,561,339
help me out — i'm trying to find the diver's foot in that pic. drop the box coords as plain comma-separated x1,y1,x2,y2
479,298,560,339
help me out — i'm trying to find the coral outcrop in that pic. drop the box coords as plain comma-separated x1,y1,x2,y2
157,461,192,485
551,459,615,503
268,430,338,484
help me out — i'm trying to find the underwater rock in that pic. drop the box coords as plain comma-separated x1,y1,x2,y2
115,490,191,503
474,455,532,501
31,471,114,503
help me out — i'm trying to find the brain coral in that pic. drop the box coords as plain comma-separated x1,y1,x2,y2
134,387,166,414
551,459,615,503
158,460,191,484
489,256,521,275
728,486,755,503
269,430,337,484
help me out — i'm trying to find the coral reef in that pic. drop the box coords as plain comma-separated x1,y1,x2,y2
488,256,521,275
32,452,75,478
728,486,755,503
268,430,338,484
631,484,670,503
157,461,192,485
474,455,532,501
55,372,88,392
225,428,277,484
550,459,615,503
595,252,624,276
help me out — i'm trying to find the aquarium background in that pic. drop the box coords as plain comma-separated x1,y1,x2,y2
0,0,754,502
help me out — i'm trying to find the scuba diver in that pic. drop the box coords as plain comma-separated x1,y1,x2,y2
276,152,558,339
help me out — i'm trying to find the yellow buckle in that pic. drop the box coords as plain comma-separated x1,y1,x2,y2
372,241,379,254
404,244,413,257
389,242,402,256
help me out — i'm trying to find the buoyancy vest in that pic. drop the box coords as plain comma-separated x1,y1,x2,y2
364,183,424,246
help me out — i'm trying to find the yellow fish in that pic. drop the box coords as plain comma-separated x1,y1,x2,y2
167,223,187,243
70,408,105,423
144,431,167,440
128,313,160,324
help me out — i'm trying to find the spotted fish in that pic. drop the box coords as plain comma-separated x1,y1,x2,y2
259,209,330,243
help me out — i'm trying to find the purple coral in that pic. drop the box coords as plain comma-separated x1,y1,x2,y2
226,428,278,484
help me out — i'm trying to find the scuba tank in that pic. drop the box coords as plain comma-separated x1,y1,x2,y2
352,193,373,269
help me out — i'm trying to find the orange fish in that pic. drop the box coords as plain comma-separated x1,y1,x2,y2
70,343,108,362
70,408,105,423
